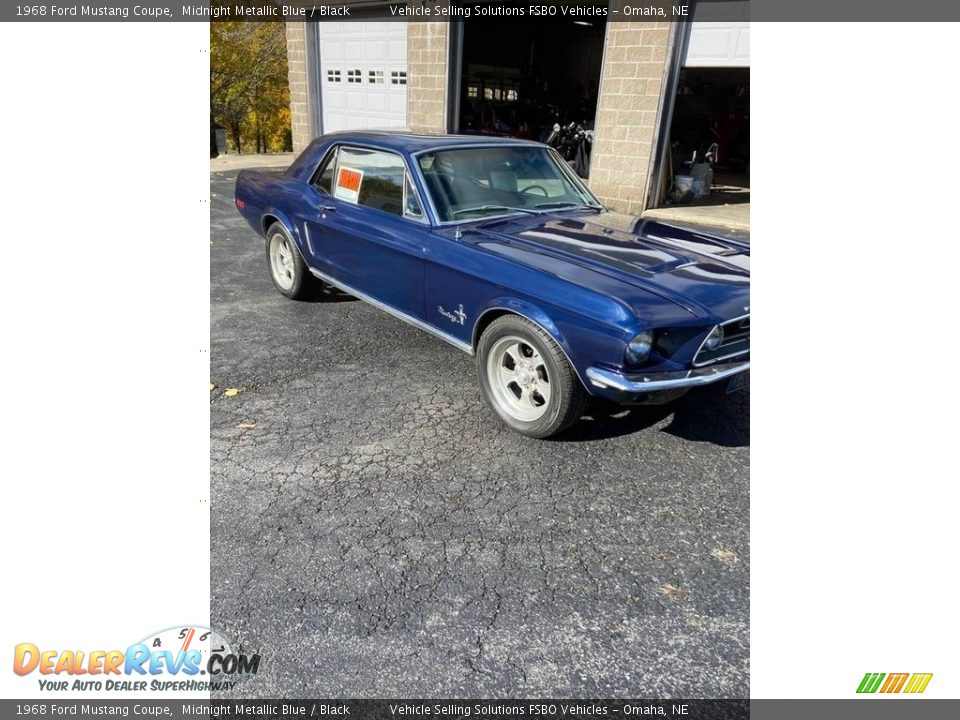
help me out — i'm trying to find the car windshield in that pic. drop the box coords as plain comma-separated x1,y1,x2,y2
417,146,601,222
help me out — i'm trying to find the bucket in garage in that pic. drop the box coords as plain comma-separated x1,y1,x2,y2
690,162,713,198
670,174,695,202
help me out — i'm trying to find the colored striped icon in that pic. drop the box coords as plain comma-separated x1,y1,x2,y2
857,672,932,694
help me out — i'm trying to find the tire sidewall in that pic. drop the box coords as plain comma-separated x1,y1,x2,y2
477,318,570,437
265,224,305,298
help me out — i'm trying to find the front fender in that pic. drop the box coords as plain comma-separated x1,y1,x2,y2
472,298,594,390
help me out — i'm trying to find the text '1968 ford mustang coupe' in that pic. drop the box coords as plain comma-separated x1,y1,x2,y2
235,132,749,438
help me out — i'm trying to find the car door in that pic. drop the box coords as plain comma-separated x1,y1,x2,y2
306,145,430,320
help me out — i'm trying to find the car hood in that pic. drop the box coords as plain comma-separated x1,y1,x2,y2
459,212,750,322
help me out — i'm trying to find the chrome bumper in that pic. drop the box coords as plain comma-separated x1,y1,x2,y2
586,361,750,393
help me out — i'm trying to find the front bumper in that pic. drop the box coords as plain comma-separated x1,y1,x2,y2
586,360,750,395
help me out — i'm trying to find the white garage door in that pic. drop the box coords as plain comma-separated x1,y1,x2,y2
318,22,408,133
684,1,749,67
685,23,750,67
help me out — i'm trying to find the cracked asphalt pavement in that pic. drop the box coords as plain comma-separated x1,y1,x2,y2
210,168,749,698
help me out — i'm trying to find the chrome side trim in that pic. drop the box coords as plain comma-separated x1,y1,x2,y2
307,268,474,355
586,361,749,393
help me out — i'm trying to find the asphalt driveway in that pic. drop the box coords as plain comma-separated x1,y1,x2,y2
210,168,749,698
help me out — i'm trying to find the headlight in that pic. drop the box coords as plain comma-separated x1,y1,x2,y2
625,331,654,365
704,325,724,350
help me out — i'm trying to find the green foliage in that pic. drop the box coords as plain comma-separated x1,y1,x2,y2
211,20,291,154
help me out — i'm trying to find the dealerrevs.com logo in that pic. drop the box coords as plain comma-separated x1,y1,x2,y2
13,625,261,692
856,672,933,694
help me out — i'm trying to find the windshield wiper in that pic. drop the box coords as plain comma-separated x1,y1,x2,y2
452,205,542,218
533,201,602,210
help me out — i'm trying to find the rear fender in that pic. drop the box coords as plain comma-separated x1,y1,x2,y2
260,208,305,253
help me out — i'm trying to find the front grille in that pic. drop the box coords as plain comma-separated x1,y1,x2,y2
693,315,750,366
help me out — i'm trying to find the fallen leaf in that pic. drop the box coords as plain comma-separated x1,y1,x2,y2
223,388,241,398
209,382,217,391
712,549,737,562
659,583,686,599
236,423,256,430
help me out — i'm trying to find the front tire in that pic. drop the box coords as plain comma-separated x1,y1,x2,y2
265,222,318,300
477,315,587,438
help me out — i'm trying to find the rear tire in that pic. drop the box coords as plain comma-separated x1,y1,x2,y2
477,315,587,438
265,222,318,300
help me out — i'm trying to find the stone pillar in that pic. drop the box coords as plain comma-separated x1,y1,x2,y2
588,17,673,214
406,21,449,134
286,22,311,153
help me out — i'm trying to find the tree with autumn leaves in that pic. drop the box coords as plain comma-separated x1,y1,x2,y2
211,21,292,154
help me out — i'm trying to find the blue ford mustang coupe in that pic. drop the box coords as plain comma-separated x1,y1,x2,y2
235,132,749,438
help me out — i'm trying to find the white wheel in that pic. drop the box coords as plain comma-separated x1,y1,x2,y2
485,336,552,422
476,315,587,438
263,223,318,300
269,232,296,291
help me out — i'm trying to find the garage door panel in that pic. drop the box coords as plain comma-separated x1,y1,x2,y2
366,41,387,58
685,22,750,67
365,94,387,113
734,26,750,63
346,93,364,111
388,95,405,114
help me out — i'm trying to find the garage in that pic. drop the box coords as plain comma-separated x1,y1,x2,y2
646,4,750,232
317,21,408,133
288,3,751,221
450,1,608,177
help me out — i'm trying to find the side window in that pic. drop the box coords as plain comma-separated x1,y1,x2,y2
333,147,405,216
313,147,338,194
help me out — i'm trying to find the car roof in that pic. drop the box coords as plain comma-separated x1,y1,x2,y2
318,130,545,154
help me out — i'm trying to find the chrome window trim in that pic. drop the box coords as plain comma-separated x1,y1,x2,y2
402,171,426,223
314,143,430,226
409,143,604,228
307,267,473,355
692,313,750,368
308,145,339,190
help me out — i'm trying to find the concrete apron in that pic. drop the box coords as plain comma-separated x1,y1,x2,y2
642,200,750,235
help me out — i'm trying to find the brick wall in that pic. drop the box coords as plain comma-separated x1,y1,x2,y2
286,22,311,153
588,16,672,214
406,21,448,134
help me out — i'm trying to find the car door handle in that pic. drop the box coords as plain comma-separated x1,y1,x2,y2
320,204,336,213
